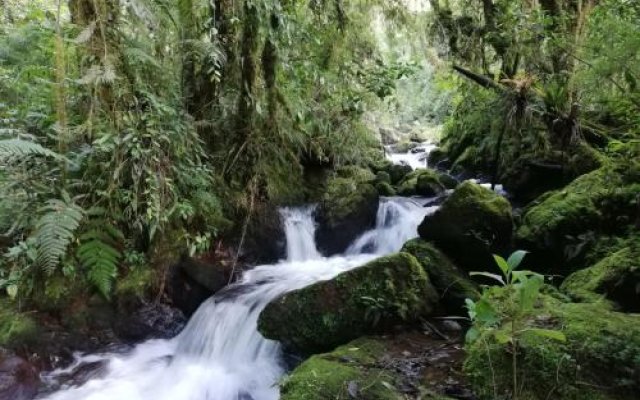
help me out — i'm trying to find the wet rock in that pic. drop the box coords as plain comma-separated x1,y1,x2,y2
388,164,413,185
396,169,447,197
427,147,449,170
167,257,229,316
0,350,39,400
418,181,513,273
280,334,466,400
315,169,379,256
258,253,438,354
115,303,187,342
401,239,479,314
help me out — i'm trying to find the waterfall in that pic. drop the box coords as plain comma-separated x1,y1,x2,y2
347,197,437,255
279,206,321,262
41,198,431,400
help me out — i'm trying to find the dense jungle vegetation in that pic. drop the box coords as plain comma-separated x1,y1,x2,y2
0,0,639,399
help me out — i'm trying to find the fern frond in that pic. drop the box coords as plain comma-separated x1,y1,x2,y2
34,199,85,273
76,211,123,298
0,139,65,161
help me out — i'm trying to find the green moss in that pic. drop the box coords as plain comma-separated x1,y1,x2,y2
376,181,396,196
516,164,640,271
401,239,479,313
116,266,155,302
561,243,640,311
336,166,376,182
387,164,413,185
396,169,446,197
258,253,438,354
465,293,640,400
321,176,378,227
0,301,38,348
418,181,513,272
281,337,455,400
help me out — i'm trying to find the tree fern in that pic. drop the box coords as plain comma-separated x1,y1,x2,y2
34,198,84,273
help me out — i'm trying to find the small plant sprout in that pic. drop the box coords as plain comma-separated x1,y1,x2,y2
465,250,566,400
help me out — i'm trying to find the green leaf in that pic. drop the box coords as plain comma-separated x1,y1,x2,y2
507,250,528,271
518,273,544,311
493,254,509,277
494,329,512,344
465,327,480,343
470,271,505,285
474,298,500,325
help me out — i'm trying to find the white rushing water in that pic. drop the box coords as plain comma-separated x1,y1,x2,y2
41,198,431,400
385,142,437,170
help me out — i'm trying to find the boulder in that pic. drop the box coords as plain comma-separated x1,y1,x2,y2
280,337,458,400
427,147,450,170
166,257,228,316
315,169,379,255
114,303,187,342
465,293,640,400
561,242,640,312
418,181,513,272
0,350,39,400
388,164,413,185
516,163,640,273
397,169,446,197
258,253,438,354
401,239,479,313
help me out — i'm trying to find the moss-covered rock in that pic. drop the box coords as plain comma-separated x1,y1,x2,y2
0,303,38,349
418,181,513,272
315,168,379,255
397,169,446,197
465,294,640,400
375,181,396,196
427,147,449,170
437,173,459,190
258,253,438,354
561,243,640,312
280,337,456,400
388,164,413,185
516,164,640,273
401,239,479,314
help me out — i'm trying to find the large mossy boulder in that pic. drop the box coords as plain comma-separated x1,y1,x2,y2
315,168,379,256
396,169,448,197
516,163,640,273
561,242,640,312
401,239,479,314
280,337,456,400
502,143,603,204
258,253,438,354
418,181,513,272
465,294,640,400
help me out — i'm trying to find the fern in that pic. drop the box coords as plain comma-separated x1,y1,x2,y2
0,138,66,161
77,208,123,298
77,230,121,298
34,198,84,273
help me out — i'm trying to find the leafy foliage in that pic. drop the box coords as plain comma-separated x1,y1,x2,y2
33,197,84,273
466,251,566,399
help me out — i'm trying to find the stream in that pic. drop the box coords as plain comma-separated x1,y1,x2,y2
39,197,436,400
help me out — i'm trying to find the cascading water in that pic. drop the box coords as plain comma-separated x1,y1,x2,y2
40,198,433,400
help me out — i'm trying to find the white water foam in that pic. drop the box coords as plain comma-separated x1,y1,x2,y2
40,198,430,400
